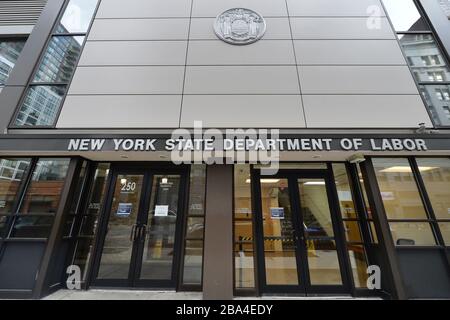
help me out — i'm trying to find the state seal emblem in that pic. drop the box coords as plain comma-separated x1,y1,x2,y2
213,8,266,45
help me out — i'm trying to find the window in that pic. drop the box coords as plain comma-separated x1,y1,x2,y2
416,158,450,246
0,39,27,89
420,84,450,125
333,164,371,288
9,158,70,238
0,158,71,239
69,163,110,281
0,158,32,237
181,165,206,287
383,0,450,127
13,0,98,127
372,158,441,247
444,106,450,120
234,165,255,290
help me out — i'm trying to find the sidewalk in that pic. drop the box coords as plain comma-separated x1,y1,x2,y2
44,289,380,300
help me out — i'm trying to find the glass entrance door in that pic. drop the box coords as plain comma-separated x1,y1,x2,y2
93,167,186,288
256,170,348,294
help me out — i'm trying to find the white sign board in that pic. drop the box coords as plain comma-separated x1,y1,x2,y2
155,205,169,217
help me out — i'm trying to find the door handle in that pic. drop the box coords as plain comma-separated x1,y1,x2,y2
139,224,148,240
129,224,137,241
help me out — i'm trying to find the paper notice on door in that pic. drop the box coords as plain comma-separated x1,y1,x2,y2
155,205,169,217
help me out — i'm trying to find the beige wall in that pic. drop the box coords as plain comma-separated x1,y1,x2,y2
57,0,432,129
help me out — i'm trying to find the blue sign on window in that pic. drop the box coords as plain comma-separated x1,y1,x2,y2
270,207,285,219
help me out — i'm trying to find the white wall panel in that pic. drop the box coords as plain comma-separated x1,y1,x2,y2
180,95,305,127
96,0,192,18
303,95,432,128
187,40,295,65
68,66,185,94
299,66,419,94
294,40,406,65
290,18,395,39
88,19,190,41
79,41,187,66
192,0,288,17
287,0,385,16
57,95,181,128
184,66,300,94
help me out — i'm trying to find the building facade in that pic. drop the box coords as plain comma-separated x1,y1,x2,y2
0,0,449,300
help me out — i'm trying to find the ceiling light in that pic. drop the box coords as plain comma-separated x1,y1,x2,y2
246,179,280,184
380,166,438,173
303,181,326,185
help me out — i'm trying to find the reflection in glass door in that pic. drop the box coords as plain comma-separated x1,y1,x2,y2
97,174,143,281
260,179,301,288
256,171,347,294
93,168,185,288
298,178,343,286
137,175,181,282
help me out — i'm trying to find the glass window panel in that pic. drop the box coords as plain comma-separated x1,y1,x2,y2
79,214,99,236
343,220,363,243
255,163,327,170
332,164,358,219
298,178,334,238
307,239,343,285
0,215,9,237
438,223,450,246
264,238,298,286
182,165,206,286
234,164,255,289
14,85,66,126
140,175,180,280
235,249,255,288
0,158,31,214
389,222,436,246
18,158,70,215
72,238,95,281
97,174,144,279
382,0,430,31
235,220,253,244
57,0,98,33
399,34,450,83
416,158,450,219
68,161,87,215
187,165,206,217
186,217,204,240
10,215,54,238
347,244,369,288
420,85,450,126
0,39,26,85
86,163,110,216
33,36,84,83
373,158,428,219
261,178,298,285
183,240,203,285
234,165,252,219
